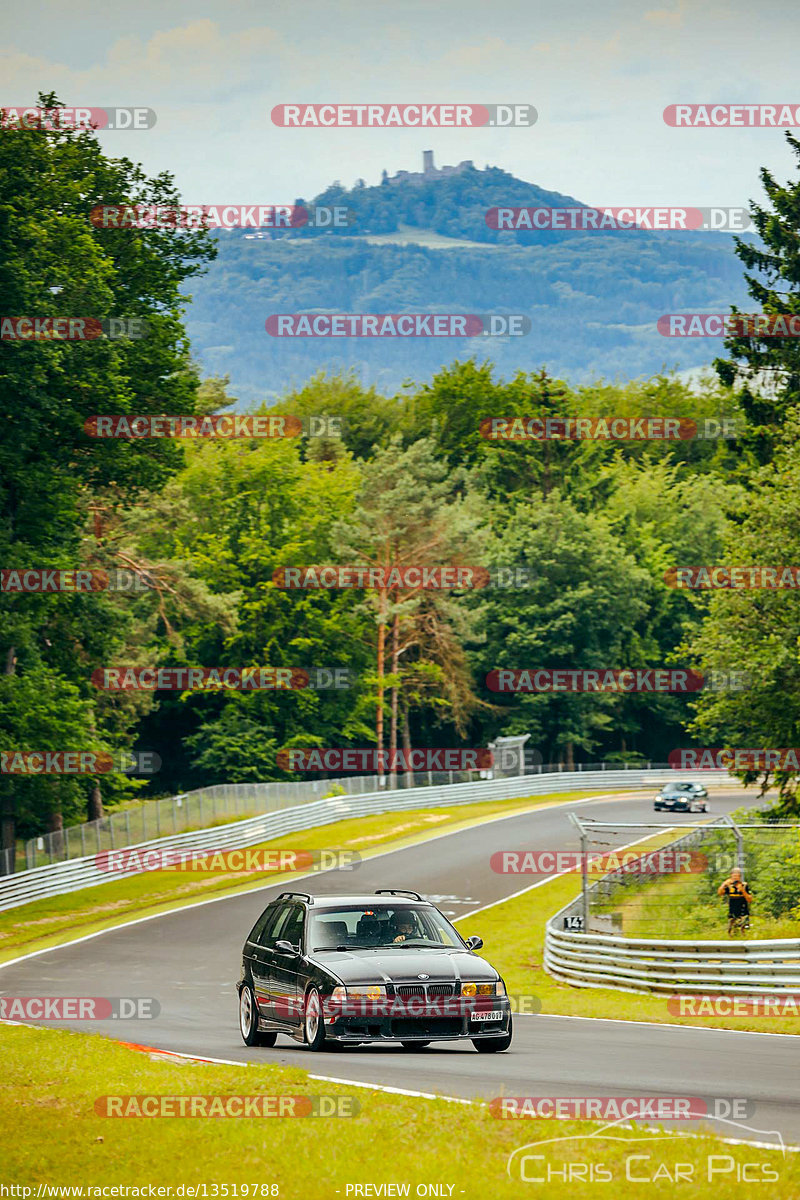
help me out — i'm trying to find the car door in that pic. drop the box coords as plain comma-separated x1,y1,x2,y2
269,904,306,1029
251,903,290,1023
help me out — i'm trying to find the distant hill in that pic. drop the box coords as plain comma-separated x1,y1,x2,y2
291,158,588,244
183,157,751,403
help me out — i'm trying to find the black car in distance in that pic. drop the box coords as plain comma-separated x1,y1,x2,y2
654,781,709,812
237,890,513,1053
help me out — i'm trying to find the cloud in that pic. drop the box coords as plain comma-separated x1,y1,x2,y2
2,21,286,103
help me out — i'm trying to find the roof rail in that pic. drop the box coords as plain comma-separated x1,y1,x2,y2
375,889,423,901
276,891,314,904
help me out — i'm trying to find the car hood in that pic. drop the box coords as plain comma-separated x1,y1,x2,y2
307,947,499,986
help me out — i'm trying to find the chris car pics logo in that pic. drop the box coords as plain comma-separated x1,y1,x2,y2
506,1115,784,1185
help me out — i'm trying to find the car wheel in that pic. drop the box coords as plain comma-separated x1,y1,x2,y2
400,1041,431,1050
473,1017,513,1053
239,984,277,1048
303,987,327,1051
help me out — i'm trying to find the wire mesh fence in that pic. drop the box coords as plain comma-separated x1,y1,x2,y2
572,816,800,940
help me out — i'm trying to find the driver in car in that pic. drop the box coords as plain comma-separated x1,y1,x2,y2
391,914,417,943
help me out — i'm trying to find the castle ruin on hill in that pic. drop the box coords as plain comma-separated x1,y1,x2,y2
386,150,474,186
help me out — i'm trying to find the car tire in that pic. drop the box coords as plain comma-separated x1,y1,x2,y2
400,1041,431,1050
473,1017,513,1053
303,987,327,1051
239,984,277,1047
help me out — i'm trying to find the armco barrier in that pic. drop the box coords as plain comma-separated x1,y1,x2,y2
544,821,800,996
0,767,730,912
544,924,800,996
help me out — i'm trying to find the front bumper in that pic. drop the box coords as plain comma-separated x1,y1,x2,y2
322,996,512,1042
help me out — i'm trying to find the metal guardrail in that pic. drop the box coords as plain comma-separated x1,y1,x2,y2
544,926,800,996
544,821,800,995
0,767,729,911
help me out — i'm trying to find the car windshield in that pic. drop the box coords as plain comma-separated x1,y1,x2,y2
309,905,465,951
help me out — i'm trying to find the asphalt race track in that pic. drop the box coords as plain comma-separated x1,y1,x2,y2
2,788,798,1148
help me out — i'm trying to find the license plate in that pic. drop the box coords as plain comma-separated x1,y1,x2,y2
471,1010,503,1021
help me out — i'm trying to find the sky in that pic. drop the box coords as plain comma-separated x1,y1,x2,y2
3,0,800,210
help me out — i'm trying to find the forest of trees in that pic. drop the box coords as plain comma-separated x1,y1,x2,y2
189,218,749,404
3,103,800,856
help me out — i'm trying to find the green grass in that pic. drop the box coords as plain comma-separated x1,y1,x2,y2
602,870,800,941
454,868,800,1036
0,790,606,964
0,1025,794,1196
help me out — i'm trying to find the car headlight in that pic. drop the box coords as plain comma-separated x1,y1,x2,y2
461,982,497,996
346,985,387,998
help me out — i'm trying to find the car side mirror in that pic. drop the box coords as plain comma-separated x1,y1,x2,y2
274,939,300,956
465,935,483,951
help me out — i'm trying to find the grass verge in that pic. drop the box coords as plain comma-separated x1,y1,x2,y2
0,790,607,965
0,1024,794,1196
602,870,800,941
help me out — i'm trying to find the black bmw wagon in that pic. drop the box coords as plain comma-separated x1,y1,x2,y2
237,890,512,1052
